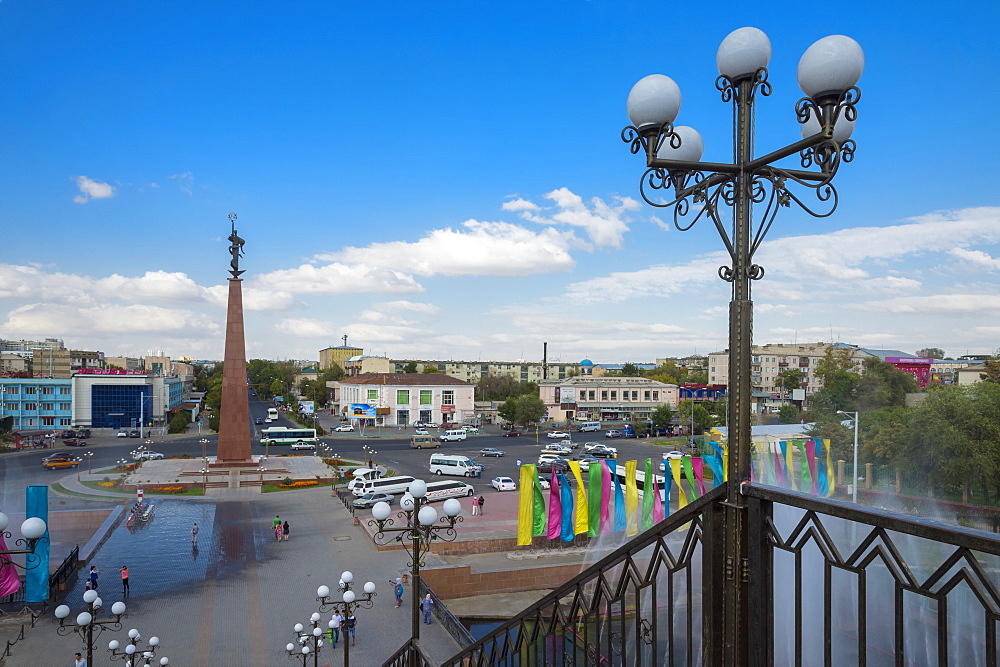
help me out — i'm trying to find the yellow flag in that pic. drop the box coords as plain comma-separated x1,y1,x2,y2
568,461,588,535
625,460,638,536
517,464,536,546
670,458,687,509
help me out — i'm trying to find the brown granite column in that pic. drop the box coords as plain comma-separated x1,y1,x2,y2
216,277,252,463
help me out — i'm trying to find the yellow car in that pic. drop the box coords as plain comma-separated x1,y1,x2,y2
42,453,80,470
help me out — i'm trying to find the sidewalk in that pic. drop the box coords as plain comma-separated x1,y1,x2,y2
4,483,463,666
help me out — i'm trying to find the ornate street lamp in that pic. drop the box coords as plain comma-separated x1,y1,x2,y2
55,589,127,666
284,613,326,667
199,438,209,461
304,573,375,667
0,512,47,570
369,480,462,641
621,26,862,662
108,627,169,666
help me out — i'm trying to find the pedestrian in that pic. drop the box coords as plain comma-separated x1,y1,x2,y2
478,495,485,516
88,566,99,590
191,522,199,545
120,566,129,596
74,652,87,667
282,520,290,541
421,593,434,624
391,577,404,608
516,459,522,468
329,609,343,647
273,515,281,530
471,496,478,516
346,611,357,646
274,523,282,542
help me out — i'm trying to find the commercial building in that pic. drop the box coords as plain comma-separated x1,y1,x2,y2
389,359,582,382
336,373,474,426
0,378,74,430
538,376,677,423
320,344,364,371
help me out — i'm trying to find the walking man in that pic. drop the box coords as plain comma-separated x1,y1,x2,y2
471,496,478,516
346,611,357,646
516,458,522,468
478,495,485,516
74,652,87,667
88,566,99,590
391,577,404,608
120,565,129,596
421,594,434,624
191,522,199,545
273,515,281,531
330,609,343,648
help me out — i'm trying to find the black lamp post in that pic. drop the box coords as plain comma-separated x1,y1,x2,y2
621,26,862,663
369,480,462,642
305,572,376,667
108,627,169,666
55,589,127,666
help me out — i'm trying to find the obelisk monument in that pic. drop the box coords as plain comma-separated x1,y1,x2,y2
215,213,253,464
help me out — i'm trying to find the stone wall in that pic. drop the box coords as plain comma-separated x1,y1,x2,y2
420,563,586,599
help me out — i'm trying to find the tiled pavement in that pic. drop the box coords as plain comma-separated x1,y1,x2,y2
5,484,464,666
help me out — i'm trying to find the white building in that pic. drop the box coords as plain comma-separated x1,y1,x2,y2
538,376,678,423
337,373,475,426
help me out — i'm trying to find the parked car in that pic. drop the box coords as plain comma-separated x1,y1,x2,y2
558,439,578,449
491,476,517,492
116,431,129,438
502,430,522,437
537,460,569,474
538,477,551,490
463,426,480,434
76,429,91,439
538,453,570,465
60,430,76,438
585,443,617,455
133,451,165,461
352,492,396,509
128,430,141,438
541,444,572,455
547,431,570,440
255,417,263,425
423,422,440,429
414,428,430,435
660,451,685,471
589,448,617,459
605,430,623,438
479,448,505,458
63,438,87,447
290,441,316,450
42,452,80,469
334,424,355,432
622,431,638,439
575,456,600,471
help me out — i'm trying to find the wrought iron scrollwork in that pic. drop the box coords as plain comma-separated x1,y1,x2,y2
620,122,679,156
716,68,772,103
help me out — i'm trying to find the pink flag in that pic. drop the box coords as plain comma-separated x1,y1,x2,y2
690,457,707,495
652,474,665,523
0,537,21,598
772,445,785,486
547,469,562,539
600,460,612,535
805,439,819,494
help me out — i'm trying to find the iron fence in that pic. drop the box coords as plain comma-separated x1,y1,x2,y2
382,482,1000,666
417,576,476,649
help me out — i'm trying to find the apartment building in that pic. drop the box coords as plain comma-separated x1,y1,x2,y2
390,359,582,382
538,376,678,423
709,342,868,397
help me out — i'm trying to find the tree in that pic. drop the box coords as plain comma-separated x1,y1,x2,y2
677,399,713,435
915,347,945,359
319,364,345,382
621,362,640,377
402,361,419,374
776,368,804,393
422,367,443,374
497,395,547,428
855,357,918,411
776,403,799,424
168,411,190,434
476,375,523,402
810,348,861,415
981,360,1000,384
650,404,673,428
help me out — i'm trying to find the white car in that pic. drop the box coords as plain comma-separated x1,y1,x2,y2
491,476,517,492
547,431,570,439
423,422,440,429
264,418,273,424
541,444,572,455
660,451,685,470
290,441,316,450
334,424,354,432
133,451,165,461
537,478,551,490
116,431,128,438
414,428,429,435
537,453,569,465
462,426,480,434
584,443,617,455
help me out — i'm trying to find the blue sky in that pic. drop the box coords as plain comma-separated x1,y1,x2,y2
1,1,998,364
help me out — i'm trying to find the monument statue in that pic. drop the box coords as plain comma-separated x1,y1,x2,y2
228,212,245,278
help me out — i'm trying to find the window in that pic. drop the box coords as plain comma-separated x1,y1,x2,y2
60,387,71,394
481,364,488,373
24,403,37,411
420,390,432,405
24,387,36,395
41,387,54,395
621,392,628,402
396,390,409,404
368,389,379,402
588,390,595,400
611,391,617,400
653,391,659,400
442,390,454,405
42,417,54,426
41,403,54,411
59,418,71,426
59,403,71,410
601,391,608,400
437,364,445,372
5,387,16,394
632,391,638,400
644,391,650,400
396,409,409,425
3,403,15,411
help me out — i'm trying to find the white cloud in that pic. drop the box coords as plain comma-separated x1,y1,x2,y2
273,317,333,338
72,175,116,203
949,248,1000,271
252,263,425,295
858,294,1000,316
3,303,219,335
510,187,640,248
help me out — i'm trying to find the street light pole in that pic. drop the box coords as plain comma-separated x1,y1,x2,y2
838,410,860,502
622,27,862,662
55,589,127,665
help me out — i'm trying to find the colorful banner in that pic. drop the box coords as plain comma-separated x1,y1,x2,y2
25,485,48,603
680,457,700,500
532,471,546,537
547,470,561,540
804,439,819,494
568,461,588,535
707,442,727,486
654,471,668,522
559,471,574,542
641,459,655,531
690,457,707,496
823,439,836,497
780,441,796,490
792,440,813,491
611,461,625,533
0,534,20,597
669,458,686,510
625,460,638,536
587,462,602,537
600,461,612,535
517,464,537,546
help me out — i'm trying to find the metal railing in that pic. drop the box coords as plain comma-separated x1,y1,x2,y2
382,482,1000,666
417,577,476,648
382,637,437,667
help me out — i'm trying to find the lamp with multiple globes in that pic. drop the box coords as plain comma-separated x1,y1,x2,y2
369,479,462,642
621,26,862,663
108,627,169,666
0,511,47,570
288,573,375,667
55,589,127,666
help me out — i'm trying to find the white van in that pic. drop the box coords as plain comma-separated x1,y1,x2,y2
578,422,601,433
351,475,417,497
429,454,478,477
423,480,475,502
347,467,383,491
439,429,468,442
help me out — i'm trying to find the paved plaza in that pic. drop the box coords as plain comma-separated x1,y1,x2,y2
3,480,465,666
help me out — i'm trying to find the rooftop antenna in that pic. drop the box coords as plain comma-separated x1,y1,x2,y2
343,334,348,347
